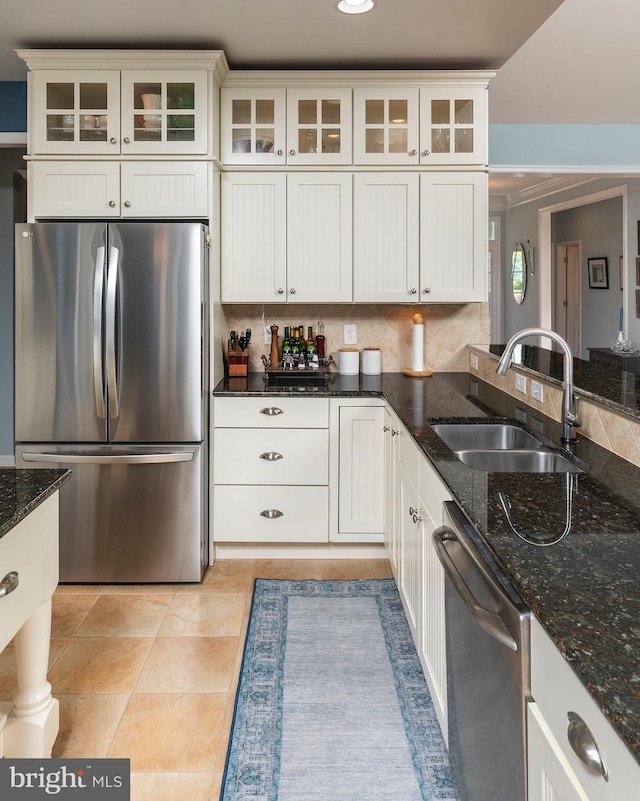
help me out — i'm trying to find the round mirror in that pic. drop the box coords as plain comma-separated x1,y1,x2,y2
512,243,528,304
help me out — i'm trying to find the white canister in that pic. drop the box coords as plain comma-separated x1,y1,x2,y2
362,347,382,375
339,348,360,375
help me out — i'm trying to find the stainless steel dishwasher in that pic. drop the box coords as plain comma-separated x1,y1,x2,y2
433,502,531,801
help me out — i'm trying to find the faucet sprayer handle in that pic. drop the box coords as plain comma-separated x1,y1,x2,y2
566,396,582,429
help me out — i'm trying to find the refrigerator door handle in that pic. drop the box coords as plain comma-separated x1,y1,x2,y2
21,451,195,465
106,245,120,419
93,246,106,419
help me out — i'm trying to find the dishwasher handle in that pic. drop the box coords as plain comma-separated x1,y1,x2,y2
433,526,518,652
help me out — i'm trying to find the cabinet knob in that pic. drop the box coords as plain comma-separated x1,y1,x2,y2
409,288,417,295
289,288,296,294
259,451,284,461
423,287,431,294
391,429,399,437
277,149,284,156
0,571,19,598
422,149,430,156
109,137,117,145
123,201,131,208
123,137,130,144
383,425,390,432
567,712,609,780
260,509,284,519
108,201,116,208
409,149,417,156
412,513,423,524
289,149,296,156
277,288,284,295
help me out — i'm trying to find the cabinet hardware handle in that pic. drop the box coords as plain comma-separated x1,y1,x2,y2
409,288,417,295
423,287,431,294
123,137,130,144
409,149,417,156
383,425,390,432
108,201,116,208
260,509,284,519
260,451,284,461
109,137,117,145
260,407,284,416
0,571,19,598
289,149,296,156
277,149,284,156
567,712,609,780
123,201,131,208
422,149,430,156
391,429,399,436
277,287,284,294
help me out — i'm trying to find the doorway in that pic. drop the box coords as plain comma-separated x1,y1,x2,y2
554,242,581,354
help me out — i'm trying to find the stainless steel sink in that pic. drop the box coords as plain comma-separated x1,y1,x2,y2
431,423,546,451
455,448,583,474
431,421,584,474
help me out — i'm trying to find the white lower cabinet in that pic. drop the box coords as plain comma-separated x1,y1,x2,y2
213,397,329,543
29,160,209,218
332,400,385,540
529,616,640,801
384,407,401,577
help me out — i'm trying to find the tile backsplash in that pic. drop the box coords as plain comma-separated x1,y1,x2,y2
221,303,489,374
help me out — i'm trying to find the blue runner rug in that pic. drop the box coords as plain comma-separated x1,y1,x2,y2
220,579,457,801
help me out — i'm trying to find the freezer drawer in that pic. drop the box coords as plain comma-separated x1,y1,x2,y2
16,444,206,583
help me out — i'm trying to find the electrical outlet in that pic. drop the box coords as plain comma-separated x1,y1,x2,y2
344,324,357,345
515,373,527,394
469,379,479,396
264,326,272,345
531,380,544,402
515,407,527,423
470,354,479,370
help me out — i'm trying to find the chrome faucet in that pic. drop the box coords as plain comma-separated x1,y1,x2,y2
496,327,582,443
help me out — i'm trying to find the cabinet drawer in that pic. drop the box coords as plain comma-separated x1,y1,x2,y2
214,428,328,485
213,485,328,542
214,397,329,428
0,496,58,651
530,616,640,801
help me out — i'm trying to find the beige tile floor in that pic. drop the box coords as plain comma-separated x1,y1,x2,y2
0,558,392,801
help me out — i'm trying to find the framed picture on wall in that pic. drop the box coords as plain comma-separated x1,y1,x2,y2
636,256,640,285
588,257,609,289
636,289,640,318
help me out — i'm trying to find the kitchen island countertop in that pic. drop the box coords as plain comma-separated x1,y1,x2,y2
214,371,640,765
0,468,71,540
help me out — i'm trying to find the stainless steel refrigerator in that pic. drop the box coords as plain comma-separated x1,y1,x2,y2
14,221,209,583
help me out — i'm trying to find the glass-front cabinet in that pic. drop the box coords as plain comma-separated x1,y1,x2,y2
32,69,208,155
286,89,352,165
419,87,486,165
353,88,419,165
221,88,287,165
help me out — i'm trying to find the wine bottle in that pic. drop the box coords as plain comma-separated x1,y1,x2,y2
316,320,326,363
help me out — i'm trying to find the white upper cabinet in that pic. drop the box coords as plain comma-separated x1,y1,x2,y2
420,171,488,302
286,89,352,165
220,88,286,165
419,86,487,166
32,68,208,155
353,173,419,303
353,88,419,165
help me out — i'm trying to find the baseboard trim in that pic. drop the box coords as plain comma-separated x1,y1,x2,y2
212,542,387,560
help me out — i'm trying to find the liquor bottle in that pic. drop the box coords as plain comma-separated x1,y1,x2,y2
282,327,291,358
316,321,326,364
306,326,315,355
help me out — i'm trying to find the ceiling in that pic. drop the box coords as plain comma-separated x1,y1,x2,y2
1,0,564,81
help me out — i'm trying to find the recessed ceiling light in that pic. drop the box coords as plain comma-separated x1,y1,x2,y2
337,0,375,15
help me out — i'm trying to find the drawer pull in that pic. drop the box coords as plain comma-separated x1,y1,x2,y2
567,712,609,780
0,571,19,598
260,451,284,461
260,407,284,416
260,509,284,519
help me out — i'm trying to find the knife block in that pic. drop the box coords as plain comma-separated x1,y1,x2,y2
227,346,249,377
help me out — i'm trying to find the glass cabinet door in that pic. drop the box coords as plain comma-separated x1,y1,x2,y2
221,88,286,165
32,70,120,154
286,89,352,165
120,70,208,154
353,88,419,165
419,87,486,165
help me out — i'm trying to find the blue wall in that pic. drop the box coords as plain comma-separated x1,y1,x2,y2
0,82,26,132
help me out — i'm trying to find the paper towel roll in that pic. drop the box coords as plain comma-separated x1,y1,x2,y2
362,347,381,375
339,348,359,375
412,315,424,372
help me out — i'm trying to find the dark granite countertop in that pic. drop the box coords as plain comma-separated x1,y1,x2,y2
214,371,640,765
0,469,71,540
